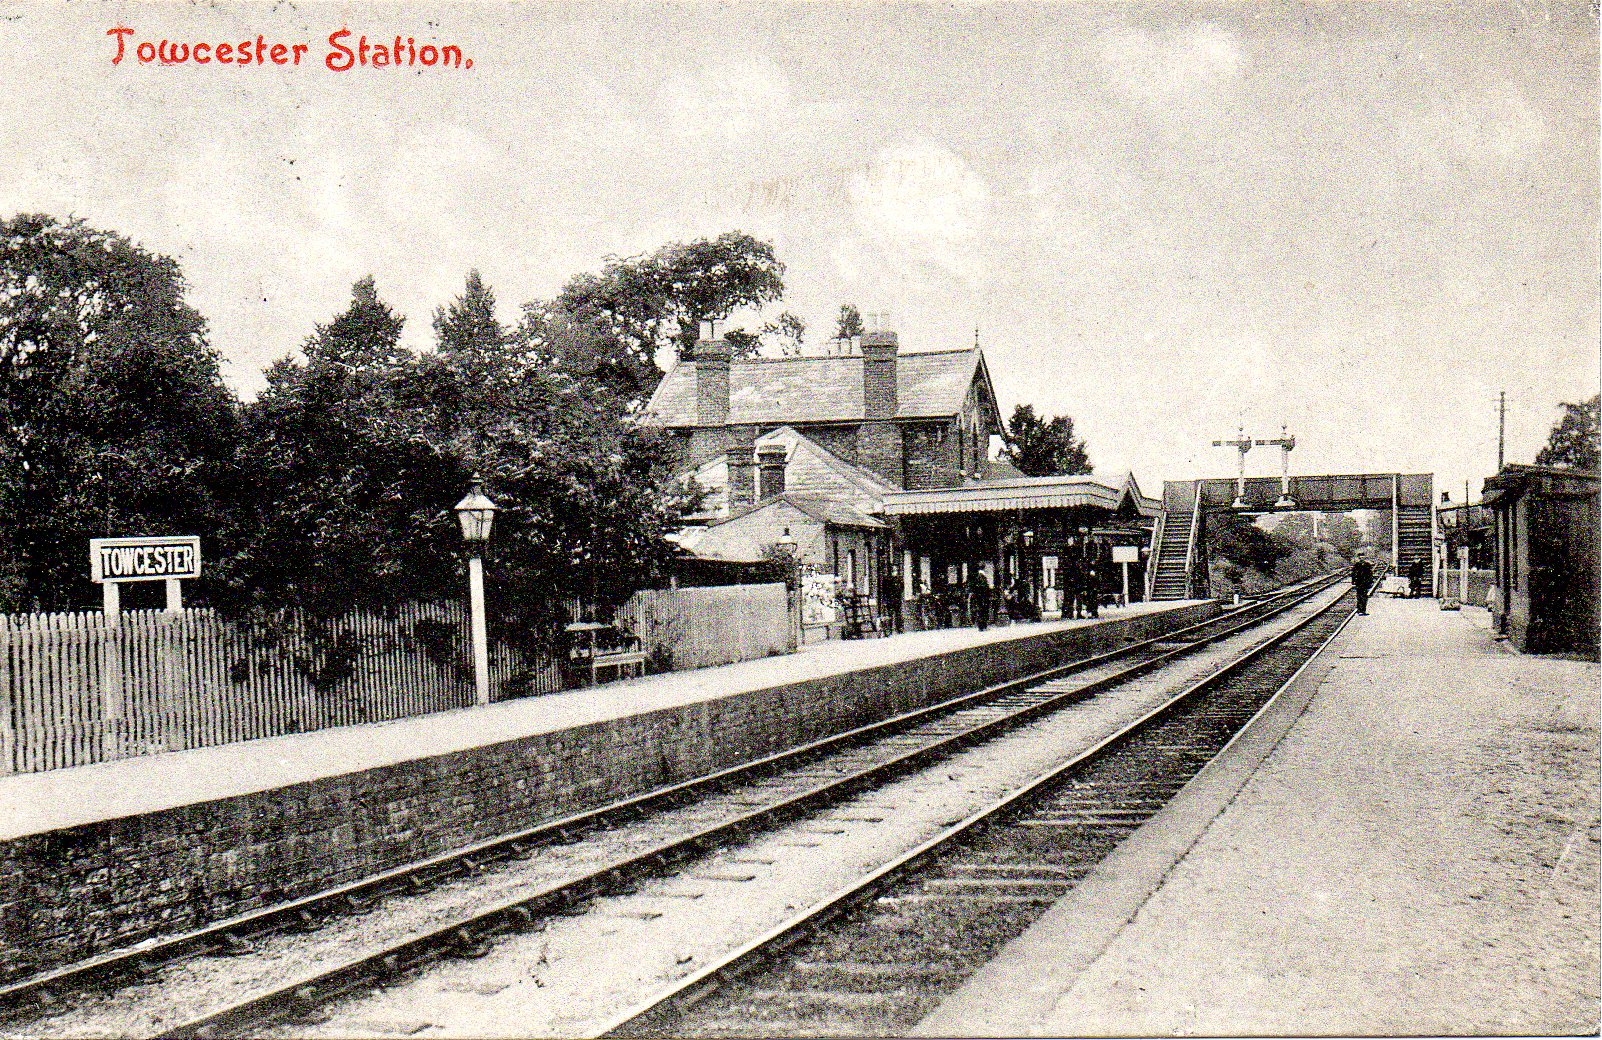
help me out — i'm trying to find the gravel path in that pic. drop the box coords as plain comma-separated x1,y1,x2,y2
933,599,1599,1036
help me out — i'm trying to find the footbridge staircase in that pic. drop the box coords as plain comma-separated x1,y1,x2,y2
1147,473,1435,601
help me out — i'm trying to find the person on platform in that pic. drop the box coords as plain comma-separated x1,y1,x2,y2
1351,553,1375,615
1407,558,1426,599
970,570,992,631
1061,542,1083,619
1084,540,1101,619
1009,577,1037,623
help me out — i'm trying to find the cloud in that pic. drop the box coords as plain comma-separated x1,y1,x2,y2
1101,23,1244,106
844,141,992,283
658,58,793,143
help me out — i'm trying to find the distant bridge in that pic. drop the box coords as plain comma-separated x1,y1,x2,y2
1149,473,1434,601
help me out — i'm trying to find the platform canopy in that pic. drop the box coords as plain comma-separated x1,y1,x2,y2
883,472,1159,518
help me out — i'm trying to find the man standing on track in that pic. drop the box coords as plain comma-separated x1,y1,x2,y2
1351,552,1375,615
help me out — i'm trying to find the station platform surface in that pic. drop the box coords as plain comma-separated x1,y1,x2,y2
0,600,1201,841
918,599,1600,1036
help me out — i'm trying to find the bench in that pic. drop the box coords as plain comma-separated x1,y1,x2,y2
589,647,647,684
564,621,648,686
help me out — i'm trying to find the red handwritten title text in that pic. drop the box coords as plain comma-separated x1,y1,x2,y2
106,28,475,71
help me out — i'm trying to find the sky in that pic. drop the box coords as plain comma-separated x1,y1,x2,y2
0,0,1596,504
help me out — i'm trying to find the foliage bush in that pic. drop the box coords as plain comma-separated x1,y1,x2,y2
0,216,789,658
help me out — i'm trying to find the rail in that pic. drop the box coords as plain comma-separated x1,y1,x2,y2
601,579,1355,1036
0,578,1338,1036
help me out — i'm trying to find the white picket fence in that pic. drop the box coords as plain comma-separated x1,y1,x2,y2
0,585,797,776
617,583,794,671
0,602,559,775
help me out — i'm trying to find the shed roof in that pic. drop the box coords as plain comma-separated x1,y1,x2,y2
1481,463,1601,505
882,471,1160,518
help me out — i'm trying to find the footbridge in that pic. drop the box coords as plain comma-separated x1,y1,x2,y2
1148,473,1435,600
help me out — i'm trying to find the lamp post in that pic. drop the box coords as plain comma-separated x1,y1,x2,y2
454,475,499,706
775,527,801,649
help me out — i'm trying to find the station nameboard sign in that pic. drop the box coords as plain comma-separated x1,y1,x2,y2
1111,545,1140,564
90,536,202,584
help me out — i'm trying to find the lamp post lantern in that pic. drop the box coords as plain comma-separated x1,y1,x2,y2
454,475,499,706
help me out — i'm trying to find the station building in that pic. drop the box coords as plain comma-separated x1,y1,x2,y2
640,326,1159,630
1481,463,1599,656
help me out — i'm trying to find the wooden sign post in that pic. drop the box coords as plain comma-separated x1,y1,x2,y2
90,536,201,615
1112,545,1139,606
88,536,201,752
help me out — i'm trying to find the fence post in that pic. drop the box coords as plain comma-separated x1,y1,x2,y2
0,617,12,774
100,587,124,758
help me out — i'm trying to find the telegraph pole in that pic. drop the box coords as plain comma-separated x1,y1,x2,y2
1497,391,1506,470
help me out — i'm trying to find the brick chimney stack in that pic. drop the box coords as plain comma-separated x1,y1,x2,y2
694,334,732,428
861,326,899,421
859,318,902,484
757,445,788,501
726,443,757,511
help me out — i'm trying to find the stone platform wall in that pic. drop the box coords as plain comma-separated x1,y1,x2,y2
0,602,1218,981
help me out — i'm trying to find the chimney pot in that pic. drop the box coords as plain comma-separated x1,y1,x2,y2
757,445,788,500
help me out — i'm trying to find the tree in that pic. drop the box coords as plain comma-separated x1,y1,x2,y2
515,302,640,402
1271,512,1316,547
764,312,806,356
233,274,691,653
1321,513,1363,558
722,327,763,358
0,214,241,610
223,277,449,620
722,311,806,359
305,276,409,374
545,232,785,384
1002,404,1091,476
1209,513,1295,574
834,304,864,341
1535,394,1600,470
434,270,508,367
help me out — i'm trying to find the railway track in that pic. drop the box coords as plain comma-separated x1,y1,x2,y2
603,585,1356,1038
0,579,1340,1039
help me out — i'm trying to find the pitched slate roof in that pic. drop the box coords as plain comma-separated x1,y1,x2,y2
676,494,884,565
679,425,899,519
642,350,982,427
719,493,886,531
756,426,899,502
